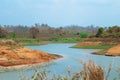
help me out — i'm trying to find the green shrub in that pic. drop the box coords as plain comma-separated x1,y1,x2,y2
80,31,89,38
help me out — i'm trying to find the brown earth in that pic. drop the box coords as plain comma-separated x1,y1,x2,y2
105,44,120,56
75,38,120,56
84,38,119,45
0,40,61,67
76,41,102,46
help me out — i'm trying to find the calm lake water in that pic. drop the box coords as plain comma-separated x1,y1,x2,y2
0,43,120,80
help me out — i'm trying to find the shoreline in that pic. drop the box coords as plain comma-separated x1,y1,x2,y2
0,56,62,72
71,43,118,56
0,62,49,72
0,39,63,72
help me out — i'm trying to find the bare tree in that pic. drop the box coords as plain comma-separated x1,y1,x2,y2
29,27,39,39
0,27,8,38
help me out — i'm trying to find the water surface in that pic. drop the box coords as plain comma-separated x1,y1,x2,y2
0,43,119,80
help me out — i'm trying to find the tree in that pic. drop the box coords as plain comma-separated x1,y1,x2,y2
12,32,16,38
0,27,7,38
80,31,89,38
96,27,104,37
107,26,120,38
29,27,39,39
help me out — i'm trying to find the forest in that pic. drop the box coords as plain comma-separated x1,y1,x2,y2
0,24,120,42
0,24,98,39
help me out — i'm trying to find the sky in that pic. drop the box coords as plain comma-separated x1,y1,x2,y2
0,0,120,27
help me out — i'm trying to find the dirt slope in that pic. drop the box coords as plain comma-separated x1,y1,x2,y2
76,41,102,46
0,40,61,67
106,44,120,56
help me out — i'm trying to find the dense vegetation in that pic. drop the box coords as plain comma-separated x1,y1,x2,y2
1,24,120,39
0,24,98,40
0,24,120,45
93,26,120,38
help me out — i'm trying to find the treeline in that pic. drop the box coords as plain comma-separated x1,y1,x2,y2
0,24,99,40
94,26,120,38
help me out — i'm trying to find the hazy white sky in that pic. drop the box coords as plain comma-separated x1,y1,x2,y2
0,0,120,27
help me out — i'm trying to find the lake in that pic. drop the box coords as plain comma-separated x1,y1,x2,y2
0,43,119,80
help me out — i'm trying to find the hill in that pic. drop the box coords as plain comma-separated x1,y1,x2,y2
105,44,120,56
0,40,61,67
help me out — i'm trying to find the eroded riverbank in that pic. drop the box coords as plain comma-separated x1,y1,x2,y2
0,40,62,69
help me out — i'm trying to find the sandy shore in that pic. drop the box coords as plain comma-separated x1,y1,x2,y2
0,59,60,72
0,40,62,71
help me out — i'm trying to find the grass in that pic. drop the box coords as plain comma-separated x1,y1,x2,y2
71,44,114,55
20,41,50,46
21,60,112,80
49,38,86,43
3,38,50,46
71,45,113,49
2,37,86,45
14,38,42,45
2,37,87,45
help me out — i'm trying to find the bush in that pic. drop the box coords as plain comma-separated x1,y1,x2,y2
12,32,16,38
96,27,104,37
80,31,89,38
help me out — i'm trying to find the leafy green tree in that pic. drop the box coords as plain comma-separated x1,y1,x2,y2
12,32,16,38
80,31,89,38
96,27,104,37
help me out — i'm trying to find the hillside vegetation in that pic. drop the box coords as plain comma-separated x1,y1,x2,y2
73,26,120,56
0,24,98,40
